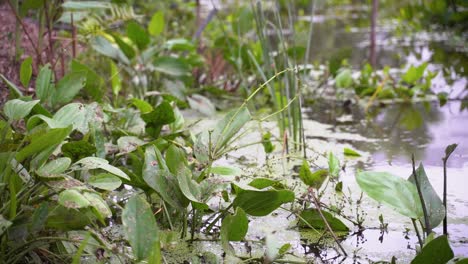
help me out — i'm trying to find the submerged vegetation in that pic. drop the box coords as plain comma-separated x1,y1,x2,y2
0,0,467,263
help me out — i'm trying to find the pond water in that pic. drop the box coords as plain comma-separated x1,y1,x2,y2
194,1,468,262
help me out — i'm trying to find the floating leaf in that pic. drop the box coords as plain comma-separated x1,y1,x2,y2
211,166,242,176
408,164,445,228
122,195,159,261
411,235,453,264
248,178,284,190
88,173,122,191
344,147,361,157
356,171,423,219
233,185,294,216
3,99,40,120
298,208,349,231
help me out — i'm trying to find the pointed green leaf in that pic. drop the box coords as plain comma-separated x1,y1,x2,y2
233,185,294,216
3,99,40,120
221,208,248,242
411,235,453,264
88,173,122,191
122,195,159,260
127,21,149,50
20,57,33,87
53,72,86,106
299,160,328,189
408,164,445,228
16,126,72,162
36,64,53,101
148,11,164,36
356,171,423,219
58,189,90,209
298,208,349,231
72,157,129,180
37,157,71,177
344,147,361,157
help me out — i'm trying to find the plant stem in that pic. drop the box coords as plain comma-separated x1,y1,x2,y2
412,218,424,248
309,188,347,256
411,154,431,235
442,157,448,235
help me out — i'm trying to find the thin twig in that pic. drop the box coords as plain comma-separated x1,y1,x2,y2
309,187,348,256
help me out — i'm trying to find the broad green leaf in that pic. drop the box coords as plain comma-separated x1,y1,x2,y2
153,56,190,77
20,57,32,87
344,147,361,157
110,59,122,98
83,192,112,219
58,189,90,209
408,164,445,228
37,157,71,177
328,152,341,178
299,160,328,189
91,36,129,64
211,166,242,176
27,103,88,133
131,98,153,113
36,64,53,102
402,63,427,84
298,208,349,231
248,178,284,190
335,69,353,88
148,11,164,36
29,203,48,234
72,157,130,180
177,167,205,206
16,126,72,162
221,208,248,242
117,136,145,154
143,146,188,210
356,171,423,219
233,185,295,216
3,99,39,120
411,235,453,264
127,21,149,50
165,145,187,175
141,101,175,137
71,60,105,101
0,215,12,236
53,72,86,106
88,173,122,191
46,205,92,230
122,195,159,260
163,38,194,51
112,34,136,60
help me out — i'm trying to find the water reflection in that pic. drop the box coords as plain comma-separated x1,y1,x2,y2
304,100,467,167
